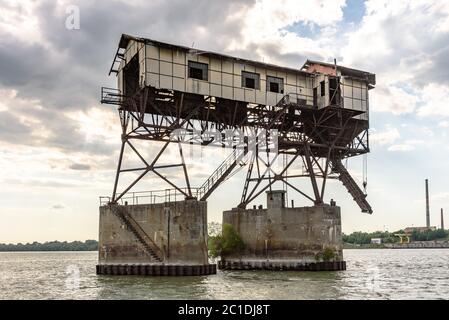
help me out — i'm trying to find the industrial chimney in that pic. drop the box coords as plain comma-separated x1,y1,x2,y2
425,179,430,228
441,208,445,230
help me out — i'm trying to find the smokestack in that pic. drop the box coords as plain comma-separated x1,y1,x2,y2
425,179,430,228
442,208,445,230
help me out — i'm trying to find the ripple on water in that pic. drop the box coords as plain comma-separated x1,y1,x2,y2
1,249,449,299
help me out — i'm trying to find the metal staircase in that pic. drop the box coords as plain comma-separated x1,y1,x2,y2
111,205,164,262
197,148,247,201
331,159,373,214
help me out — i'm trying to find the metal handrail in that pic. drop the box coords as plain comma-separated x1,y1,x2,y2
101,87,123,105
99,188,202,206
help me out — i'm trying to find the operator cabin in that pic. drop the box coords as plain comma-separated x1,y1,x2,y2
111,34,375,121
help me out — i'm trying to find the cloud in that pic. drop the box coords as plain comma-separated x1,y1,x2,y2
370,85,418,115
370,128,400,146
69,163,91,171
1,0,449,241
417,83,449,118
340,0,449,121
4,178,80,189
432,192,449,202
52,204,65,210
439,121,449,128
0,111,35,144
388,144,415,152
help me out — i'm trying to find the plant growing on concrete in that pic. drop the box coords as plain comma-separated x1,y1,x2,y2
315,247,336,262
208,223,245,258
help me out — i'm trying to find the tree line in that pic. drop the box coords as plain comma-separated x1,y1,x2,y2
343,229,449,245
0,240,98,251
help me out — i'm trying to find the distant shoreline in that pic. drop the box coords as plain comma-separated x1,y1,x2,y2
0,240,98,252
2,240,448,252
344,242,449,249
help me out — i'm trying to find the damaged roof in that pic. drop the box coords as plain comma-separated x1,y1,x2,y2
301,59,376,86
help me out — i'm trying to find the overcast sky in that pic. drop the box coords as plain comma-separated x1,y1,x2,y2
1,0,448,243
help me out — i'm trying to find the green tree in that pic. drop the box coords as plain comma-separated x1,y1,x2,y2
208,223,244,258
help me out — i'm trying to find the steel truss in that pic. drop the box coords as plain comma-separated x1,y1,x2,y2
102,85,372,213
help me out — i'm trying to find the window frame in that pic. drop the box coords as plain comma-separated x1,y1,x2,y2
188,60,209,81
242,71,260,90
266,76,284,94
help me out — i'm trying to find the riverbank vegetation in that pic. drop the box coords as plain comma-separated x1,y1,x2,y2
0,240,98,251
343,229,449,245
208,223,245,258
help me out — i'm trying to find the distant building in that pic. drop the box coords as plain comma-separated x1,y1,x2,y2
394,234,410,244
403,226,436,234
370,238,382,244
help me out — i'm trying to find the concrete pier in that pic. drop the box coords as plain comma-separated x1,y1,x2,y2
97,199,216,276
219,191,345,271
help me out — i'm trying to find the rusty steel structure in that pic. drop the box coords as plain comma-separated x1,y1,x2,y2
101,34,375,214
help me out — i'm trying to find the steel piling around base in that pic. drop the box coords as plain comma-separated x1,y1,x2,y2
218,260,346,271
96,264,217,276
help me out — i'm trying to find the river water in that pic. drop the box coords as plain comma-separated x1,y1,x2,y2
1,249,448,300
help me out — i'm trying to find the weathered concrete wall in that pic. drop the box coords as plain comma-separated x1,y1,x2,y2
222,204,343,263
98,199,208,265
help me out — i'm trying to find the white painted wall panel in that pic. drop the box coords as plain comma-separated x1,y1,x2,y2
160,61,172,76
210,58,221,72
135,42,367,109
222,73,233,87
173,50,185,64
234,88,244,101
160,48,172,62
173,64,185,78
147,59,159,73
211,84,221,97
210,71,221,85
222,86,233,99
245,89,256,103
147,45,159,59
173,78,185,92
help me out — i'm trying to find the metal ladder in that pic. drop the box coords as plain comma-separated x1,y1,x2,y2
111,205,164,262
331,159,373,214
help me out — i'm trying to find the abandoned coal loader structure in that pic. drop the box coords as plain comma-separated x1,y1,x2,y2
97,34,375,276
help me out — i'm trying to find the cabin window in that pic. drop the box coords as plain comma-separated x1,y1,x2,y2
320,81,325,97
267,76,284,94
188,61,208,81
329,77,340,106
242,71,260,90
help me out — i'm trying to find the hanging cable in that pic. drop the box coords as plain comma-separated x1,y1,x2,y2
362,154,368,194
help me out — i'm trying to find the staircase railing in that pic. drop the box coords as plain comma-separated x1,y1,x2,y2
197,148,247,201
111,205,164,262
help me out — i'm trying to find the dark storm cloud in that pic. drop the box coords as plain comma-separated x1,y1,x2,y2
0,0,255,156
